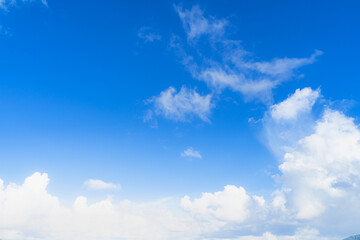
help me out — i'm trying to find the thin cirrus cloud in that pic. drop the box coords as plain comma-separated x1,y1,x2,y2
137,26,162,42
171,5,322,102
0,0,47,9
146,86,213,122
175,4,228,41
180,147,202,159
84,179,121,191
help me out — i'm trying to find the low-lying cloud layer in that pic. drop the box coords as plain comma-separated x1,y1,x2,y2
1,88,359,239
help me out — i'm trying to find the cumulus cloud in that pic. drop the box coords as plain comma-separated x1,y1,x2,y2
137,26,162,42
279,109,360,220
0,164,353,240
84,179,121,191
178,91,360,238
180,147,202,159
181,185,264,223
270,87,320,121
0,172,200,240
0,172,305,240
147,86,213,122
260,87,360,236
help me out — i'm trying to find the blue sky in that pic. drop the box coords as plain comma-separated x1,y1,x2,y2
1,1,360,239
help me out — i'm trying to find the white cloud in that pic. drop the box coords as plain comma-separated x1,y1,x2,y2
278,109,360,220
261,89,360,236
0,172,200,240
195,50,321,103
0,0,47,9
84,179,121,191
179,102,360,238
147,6,322,124
198,67,277,102
212,228,331,240
0,168,352,240
270,87,320,121
148,86,213,122
181,147,202,159
170,6,322,103
175,5,227,41
137,26,162,42
181,185,260,223
246,50,322,77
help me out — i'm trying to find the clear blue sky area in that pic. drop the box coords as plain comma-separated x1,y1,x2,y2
1,0,360,202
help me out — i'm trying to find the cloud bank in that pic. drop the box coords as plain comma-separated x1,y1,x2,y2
2,88,359,239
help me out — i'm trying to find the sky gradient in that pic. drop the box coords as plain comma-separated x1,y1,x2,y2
1,1,360,239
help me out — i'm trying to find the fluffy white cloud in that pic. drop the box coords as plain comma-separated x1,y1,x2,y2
179,89,360,238
180,147,202,159
270,87,320,121
181,185,264,223
279,109,360,220
84,179,121,191
0,172,201,240
261,88,360,236
148,86,213,122
4,107,355,240
0,167,352,240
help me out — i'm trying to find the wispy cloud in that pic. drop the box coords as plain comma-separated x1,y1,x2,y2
0,0,47,10
147,86,213,122
137,26,162,42
145,5,321,124
174,5,227,41
170,6,322,103
180,147,202,159
84,179,121,191
0,25,11,36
